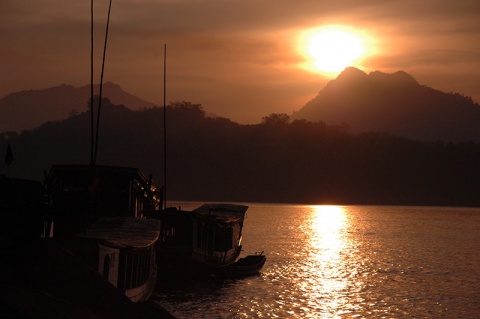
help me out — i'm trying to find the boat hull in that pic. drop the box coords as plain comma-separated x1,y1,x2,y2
156,246,242,281
223,254,266,277
126,264,157,302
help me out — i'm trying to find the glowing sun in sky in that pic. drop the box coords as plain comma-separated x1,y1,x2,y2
298,26,369,74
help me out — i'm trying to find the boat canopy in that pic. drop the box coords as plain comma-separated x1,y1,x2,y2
82,217,160,249
193,204,248,224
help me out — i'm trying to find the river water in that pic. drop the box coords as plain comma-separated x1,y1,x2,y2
152,203,480,318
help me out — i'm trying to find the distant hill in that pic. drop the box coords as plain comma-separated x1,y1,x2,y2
0,82,155,133
292,67,480,142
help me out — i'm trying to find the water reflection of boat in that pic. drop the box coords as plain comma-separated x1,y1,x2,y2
150,203,249,278
224,252,266,277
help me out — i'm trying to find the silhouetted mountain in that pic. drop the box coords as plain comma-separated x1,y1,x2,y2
0,82,155,133
292,67,480,142
3,101,480,207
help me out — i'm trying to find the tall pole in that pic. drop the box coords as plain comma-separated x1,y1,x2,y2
93,0,113,165
90,0,94,165
163,44,167,210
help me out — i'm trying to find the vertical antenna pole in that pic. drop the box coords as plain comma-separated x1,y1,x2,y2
90,0,94,165
163,44,167,210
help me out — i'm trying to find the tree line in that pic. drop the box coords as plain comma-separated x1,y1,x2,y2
2,100,480,206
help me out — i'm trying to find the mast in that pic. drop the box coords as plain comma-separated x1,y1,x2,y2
89,0,113,166
93,0,113,165
90,0,94,165
163,44,167,210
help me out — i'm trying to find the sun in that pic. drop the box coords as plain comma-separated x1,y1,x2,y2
298,26,369,74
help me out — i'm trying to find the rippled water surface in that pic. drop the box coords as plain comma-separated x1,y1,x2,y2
153,204,480,318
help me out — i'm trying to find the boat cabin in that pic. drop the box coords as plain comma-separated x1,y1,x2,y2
154,204,248,269
191,204,247,266
45,165,160,236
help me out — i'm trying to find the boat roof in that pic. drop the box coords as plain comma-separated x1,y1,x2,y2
81,217,160,248
193,203,248,224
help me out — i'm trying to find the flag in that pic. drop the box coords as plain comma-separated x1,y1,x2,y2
5,142,13,166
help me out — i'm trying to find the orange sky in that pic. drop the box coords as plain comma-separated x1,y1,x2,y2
2,0,479,124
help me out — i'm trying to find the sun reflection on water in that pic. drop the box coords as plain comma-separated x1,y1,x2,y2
311,205,347,258
298,205,356,318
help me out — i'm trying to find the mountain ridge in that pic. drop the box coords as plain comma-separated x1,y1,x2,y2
3,68,480,142
0,82,155,133
292,67,480,142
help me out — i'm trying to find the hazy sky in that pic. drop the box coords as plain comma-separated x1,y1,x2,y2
2,0,480,124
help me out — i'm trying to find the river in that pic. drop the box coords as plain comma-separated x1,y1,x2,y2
153,203,480,318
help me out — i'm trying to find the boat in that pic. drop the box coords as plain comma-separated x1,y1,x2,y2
0,177,162,314
0,2,172,312
151,203,249,278
191,203,247,267
45,165,162,302
39,1,166,304
224,252,266,277
143,37,262,281
1,224,170,319
63,217,161,302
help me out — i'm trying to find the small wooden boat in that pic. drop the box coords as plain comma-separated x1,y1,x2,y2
224,252,266,277
153,203,249,278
